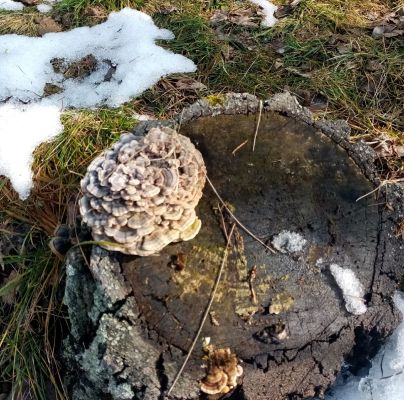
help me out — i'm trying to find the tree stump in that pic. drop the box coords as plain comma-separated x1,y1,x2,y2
63,93,404,400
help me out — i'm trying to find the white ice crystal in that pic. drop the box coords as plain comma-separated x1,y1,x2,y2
330,264,367,315
249,0,278,27
272,230,307,253
326,292,404,400
0,8,196,199
37,3,53,13
0,0,24,11
0,103,63,199
0,8,196,108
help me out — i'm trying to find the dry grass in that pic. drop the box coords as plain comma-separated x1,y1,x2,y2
0,0,403,398
0,12,40,36
0,107,135,399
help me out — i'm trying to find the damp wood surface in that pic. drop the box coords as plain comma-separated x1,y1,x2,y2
63,104,404,400
124,112,377,350
119,112,397,398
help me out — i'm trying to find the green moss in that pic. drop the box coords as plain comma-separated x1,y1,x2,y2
204,94,226,107
269,292,295,314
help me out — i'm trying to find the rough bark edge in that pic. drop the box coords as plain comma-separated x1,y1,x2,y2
63,92,404,400
133,92,403,220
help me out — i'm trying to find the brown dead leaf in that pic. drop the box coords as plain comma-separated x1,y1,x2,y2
274,59,283,70
221,43,236,61
275,0,303,19
34,16,63,36
230,10,258,27
17,0,39,5
210,8,259,27
50,55,98,79
43,83,63,97
0,270,18,306
158,5,178,15
344,61,357,70
372,24,404,39
371,7,404,38
394,221,404,240
174,78,207,91
336,43,352,54
395,145,404,158
63,54,97,79
61,13,74,29
210,10,229,25
296,89,328,111
358,74,378,94
285,67,312,78
365,60,383,72
270,40,285,55
83,5,108,20
368,135,404,158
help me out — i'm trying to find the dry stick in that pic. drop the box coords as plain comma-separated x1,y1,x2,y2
356,180,387,202
252,100,263,152
205,174,276,254
232,139,248,156
355,178,404,202
218,202,229,243
166,223,236,398
247,265,258,305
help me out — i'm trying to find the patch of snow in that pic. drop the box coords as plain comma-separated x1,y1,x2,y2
325,292,404,400
249,0,278,27
37,3,53,13
0,8,196,198
0,103,63,199
272,230,307,253
330,264,367,315
0,8,196,108
0,0,24,11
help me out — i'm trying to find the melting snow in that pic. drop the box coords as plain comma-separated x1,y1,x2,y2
0,8,196,199
0,104,63,199
249,0,278,27
272,230,307,253
325,292,404,400
330,264,367,315
0,8,196,107
37,3,53,13
0,0,24,11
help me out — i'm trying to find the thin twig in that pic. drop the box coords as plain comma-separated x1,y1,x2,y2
166,224,236,397
205,174,276,254
247,265,258,305
232,139,248,156
218,203,229,243
356,181,387,202
356,178,404,202
252,100,263,152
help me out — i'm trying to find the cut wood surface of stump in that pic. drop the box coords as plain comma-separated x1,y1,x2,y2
63,93,404,400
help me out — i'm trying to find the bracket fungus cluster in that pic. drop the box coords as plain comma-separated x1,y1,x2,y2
79,127,206,255
200,339,243,396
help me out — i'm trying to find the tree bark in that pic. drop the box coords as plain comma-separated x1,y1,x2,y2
63,93,404,400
